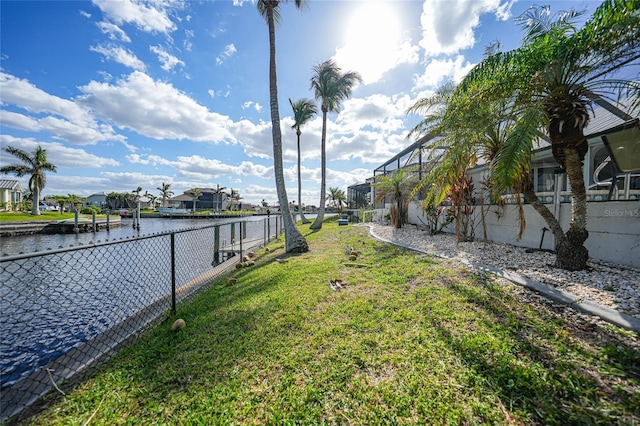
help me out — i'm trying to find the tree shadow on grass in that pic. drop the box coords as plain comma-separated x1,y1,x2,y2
434,272,640,424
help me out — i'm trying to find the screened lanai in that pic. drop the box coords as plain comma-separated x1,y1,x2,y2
370,133,444,208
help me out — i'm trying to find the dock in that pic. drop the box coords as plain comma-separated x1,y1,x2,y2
0,216,122,237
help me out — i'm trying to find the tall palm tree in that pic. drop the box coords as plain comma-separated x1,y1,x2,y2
228,188,242,211
289,98,317,224
157,182,173,208
187,187,202,213
213,184,226,211
456,0,640,270
257,0,309,253
0,145,57,215
309,59,362,230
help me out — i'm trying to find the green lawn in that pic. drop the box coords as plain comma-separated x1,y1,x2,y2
17,221,640,425
0,211,99,222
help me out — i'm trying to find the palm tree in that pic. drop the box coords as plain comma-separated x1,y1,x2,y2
213,184,226,211
407,84,566,245
327,187,346,211
187,187,202,213
257,0,309,253
309,59,362,230
157,182,173,208
289,98,317,224
106,192,127,209
66,194,83,212
227,188,242,211
374,168,417,229
53,195,69,214
455,0,640,270
144,191,158,210
0,145,57,215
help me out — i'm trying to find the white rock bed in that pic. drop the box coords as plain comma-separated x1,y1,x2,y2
366,224,640,319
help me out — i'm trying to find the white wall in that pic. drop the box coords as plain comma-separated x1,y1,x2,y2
395,199,640,269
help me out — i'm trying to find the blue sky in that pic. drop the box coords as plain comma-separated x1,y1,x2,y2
0,0,600,207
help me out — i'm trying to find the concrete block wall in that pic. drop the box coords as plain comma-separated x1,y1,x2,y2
402,199,640,269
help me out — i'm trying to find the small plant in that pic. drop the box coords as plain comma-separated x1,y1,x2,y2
448,174,476,242
423,200,453,235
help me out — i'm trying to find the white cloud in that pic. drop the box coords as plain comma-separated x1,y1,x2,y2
413,56,476,89
1,72,92,125
92,0,176,34
241,101,262,112
419,0,513,55
334,2,419,84
77,71,236,143
223,43,236,57
0,72,125,145
0,135,120,168
96,21,131,42
90,44,146,71
183,29,194,51
216,43,237,65
150,45,185,71
126,153,274,181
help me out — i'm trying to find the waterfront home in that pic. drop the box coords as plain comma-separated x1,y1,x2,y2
0,180,23,211
85,192,108,209
168,188,229,211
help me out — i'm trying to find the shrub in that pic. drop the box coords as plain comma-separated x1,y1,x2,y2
81,206,102,215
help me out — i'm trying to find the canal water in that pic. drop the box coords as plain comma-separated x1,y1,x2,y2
0,214,294,401
0,215,274,256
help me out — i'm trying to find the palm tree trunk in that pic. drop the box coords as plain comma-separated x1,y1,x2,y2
555,147,589,270
32,186,40,215
522,185,567,248
395,198,403,229
297,132,310,224
266,4,308,252
310,110,328,230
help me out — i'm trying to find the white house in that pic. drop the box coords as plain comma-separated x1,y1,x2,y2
0,180,23,211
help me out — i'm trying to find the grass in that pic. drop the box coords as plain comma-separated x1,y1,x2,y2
0,211,109,222
15,220,640,425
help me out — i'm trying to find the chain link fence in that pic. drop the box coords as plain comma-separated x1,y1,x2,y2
0,215,283,422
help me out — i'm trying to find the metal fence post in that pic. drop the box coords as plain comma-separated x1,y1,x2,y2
171,233,176,313
264,217,267,245
239,222,243,255
231,223,236,246
213,225,220,265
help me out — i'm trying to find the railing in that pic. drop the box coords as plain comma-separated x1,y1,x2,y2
0,215,283,422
